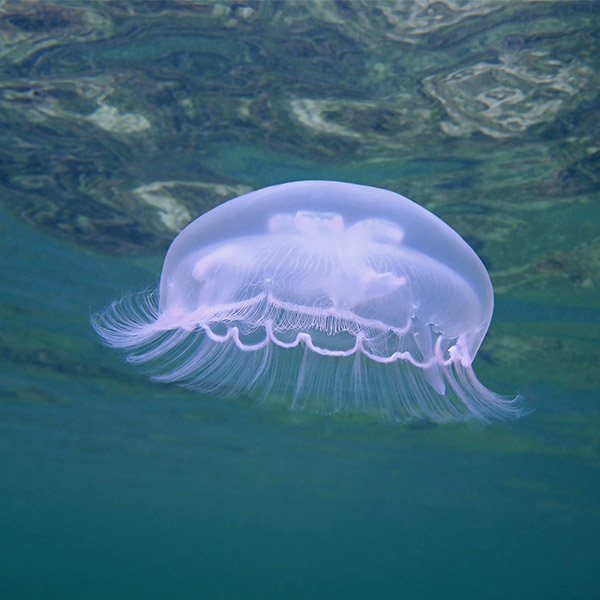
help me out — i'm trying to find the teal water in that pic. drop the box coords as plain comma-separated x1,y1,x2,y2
1,2,599,599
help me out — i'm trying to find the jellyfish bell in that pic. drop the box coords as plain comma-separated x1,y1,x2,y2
93,180,523,422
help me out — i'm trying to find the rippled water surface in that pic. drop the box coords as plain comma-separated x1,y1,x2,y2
1,2,599,598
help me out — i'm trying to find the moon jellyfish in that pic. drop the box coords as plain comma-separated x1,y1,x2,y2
93,180,522,422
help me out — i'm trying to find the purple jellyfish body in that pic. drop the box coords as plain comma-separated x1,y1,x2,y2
93,181,522,422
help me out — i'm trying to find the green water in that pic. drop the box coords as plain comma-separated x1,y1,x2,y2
1,1,599,598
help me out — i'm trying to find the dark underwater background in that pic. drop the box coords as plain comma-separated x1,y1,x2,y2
1,1,599,598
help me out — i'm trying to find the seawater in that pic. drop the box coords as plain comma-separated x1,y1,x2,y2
2,192,598,599
1,2,599,599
